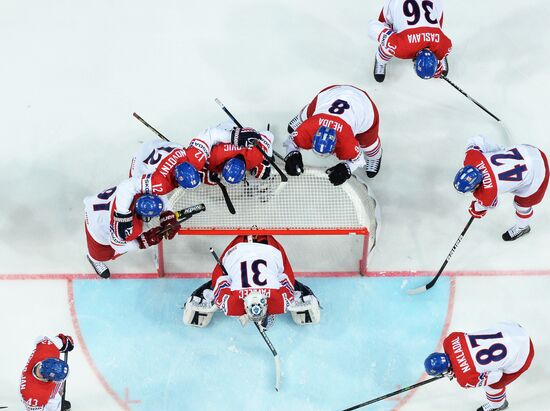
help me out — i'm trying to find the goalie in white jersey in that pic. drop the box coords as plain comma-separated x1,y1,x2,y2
425,321,534,411
183,234,320,328
453,135,548,241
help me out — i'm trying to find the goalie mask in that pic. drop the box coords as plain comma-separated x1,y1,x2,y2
244,291,268,322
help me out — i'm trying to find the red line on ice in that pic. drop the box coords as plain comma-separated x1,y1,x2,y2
67,280,131,411
1,269,550,280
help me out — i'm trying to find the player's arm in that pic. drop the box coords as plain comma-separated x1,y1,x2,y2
466,135,504,154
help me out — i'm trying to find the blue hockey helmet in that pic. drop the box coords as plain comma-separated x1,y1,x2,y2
312,126,337,157
222,157,246,185
424,352,451,376
37,358,69,382
454,165,483,193
174,162,201,189
414,49,438,79
135,194,164,218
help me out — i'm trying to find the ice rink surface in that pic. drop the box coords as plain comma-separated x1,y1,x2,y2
0,0,549,410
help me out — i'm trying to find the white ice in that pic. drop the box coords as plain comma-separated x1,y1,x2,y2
0,0,548,410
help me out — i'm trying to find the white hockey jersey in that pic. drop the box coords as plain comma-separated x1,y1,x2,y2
381,0,444,32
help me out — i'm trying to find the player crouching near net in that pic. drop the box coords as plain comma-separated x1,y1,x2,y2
454,135,548,241
285,84,382,183
183,234,320,328
424,321,534,411
84,185,184,278
20,334,74,411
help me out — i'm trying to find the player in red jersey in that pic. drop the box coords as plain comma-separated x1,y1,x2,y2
425,321,534,411
454,135,548,241
84,186,181,278
284,84,382,183
182,234,320,328
20,335,74,411
368,0,452,82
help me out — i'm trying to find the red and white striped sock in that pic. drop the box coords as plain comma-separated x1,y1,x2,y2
514,202,533,228
485,387,506,408
364,137,382,159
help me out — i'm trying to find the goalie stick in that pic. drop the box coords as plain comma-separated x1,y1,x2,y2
132,112,236,214
214,98,289,183
407,216,475,295
341,375,444,410
209,247,282,392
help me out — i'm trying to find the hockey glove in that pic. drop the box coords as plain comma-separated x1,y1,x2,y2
231,127,261,147
57,334,74,353
113,211,133,241
284,151,304,176
252,159,271,180
159,211,180,240
469,201,487,219
326,162,351,186
136,227,163,249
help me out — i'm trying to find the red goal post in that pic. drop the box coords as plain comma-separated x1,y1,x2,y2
155,167,378,277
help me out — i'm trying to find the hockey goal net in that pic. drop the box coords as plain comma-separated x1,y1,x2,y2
156,167,378,276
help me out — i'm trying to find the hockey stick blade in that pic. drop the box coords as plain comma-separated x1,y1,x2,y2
407,284,430,295
217,182,236,214
274,353,281,392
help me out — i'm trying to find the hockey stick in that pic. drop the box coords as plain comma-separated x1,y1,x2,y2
132,112,170,142
214,98,289,182
158,203,206,236
407,216,475,295
133,112,236,214
341,375,444,411
209,247,282,391
440,77,512,144
61,351,69,411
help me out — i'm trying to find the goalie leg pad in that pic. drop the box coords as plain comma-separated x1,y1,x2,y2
183,296,217,328
289,295,321,325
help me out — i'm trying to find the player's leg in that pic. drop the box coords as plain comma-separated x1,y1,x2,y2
504,155,548,240
356,106,382,178
287,105,308,133
368,20,395,82
84,225,113,278
477,387,508,411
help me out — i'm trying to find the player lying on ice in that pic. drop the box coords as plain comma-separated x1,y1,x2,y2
183,234,321,328
453,135,548,241
84,187,182,278
20,334,74,411
424,321,534,411
367,0,452,82
129,122,274,192
284,84,382,183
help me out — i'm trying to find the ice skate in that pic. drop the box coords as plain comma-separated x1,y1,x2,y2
87,255,110,279
373,58,386,83
62,399,72,411
476,399,509,411
287,114,303,133
366,150,383,178
502,225,530,241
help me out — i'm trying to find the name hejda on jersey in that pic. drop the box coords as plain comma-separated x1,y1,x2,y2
451,336,472,373
476,161,494,189
318,118,343,132
158,150,186,178
407,32,441,43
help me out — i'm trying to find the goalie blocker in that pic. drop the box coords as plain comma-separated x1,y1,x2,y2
183,234,320,327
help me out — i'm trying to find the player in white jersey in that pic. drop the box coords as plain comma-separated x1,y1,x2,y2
425,321,534,411
84,183,180,278
129,139,185,178
454,135,549,241
368,0,452,82
285,85,382,182
183,234,320,328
